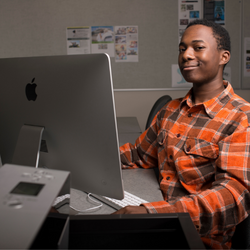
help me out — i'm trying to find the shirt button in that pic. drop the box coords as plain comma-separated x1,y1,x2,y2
188,113,192,117
186,146,191,152
166,176,171,180
169,155,173,160
176,133,181,138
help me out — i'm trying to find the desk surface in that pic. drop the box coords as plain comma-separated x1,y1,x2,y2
117,116,142,146
118,132,141,146
58,168,163,215
116,116,142,133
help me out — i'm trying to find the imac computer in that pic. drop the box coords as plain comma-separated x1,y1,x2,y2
0,53,124,200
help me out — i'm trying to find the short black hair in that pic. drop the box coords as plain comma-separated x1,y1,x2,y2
186,19,231,53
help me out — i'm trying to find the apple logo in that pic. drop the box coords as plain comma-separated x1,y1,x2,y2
25,78,37,101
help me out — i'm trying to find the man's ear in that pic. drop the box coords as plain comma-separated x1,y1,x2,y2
220,50,231,66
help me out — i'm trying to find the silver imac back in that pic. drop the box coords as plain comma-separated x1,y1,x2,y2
0,53,124,199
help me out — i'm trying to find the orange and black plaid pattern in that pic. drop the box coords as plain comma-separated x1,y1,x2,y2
120,82,250,249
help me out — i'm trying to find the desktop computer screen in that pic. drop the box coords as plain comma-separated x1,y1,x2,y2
0,53,124,200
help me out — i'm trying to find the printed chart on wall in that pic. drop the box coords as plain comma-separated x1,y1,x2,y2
114,26,138,62
67,27,91,54
91,26,115,57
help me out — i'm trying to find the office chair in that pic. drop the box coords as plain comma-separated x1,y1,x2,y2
145,95,172,130
231,215,250,249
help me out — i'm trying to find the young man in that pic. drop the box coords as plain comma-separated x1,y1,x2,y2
114,19,250,249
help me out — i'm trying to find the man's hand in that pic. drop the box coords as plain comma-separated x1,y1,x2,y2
112,205,148,214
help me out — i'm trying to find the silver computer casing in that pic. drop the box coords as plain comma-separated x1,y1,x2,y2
0,164,70,249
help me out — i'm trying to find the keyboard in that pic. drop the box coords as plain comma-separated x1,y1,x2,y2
94,191,149,210
53,194,70,209
53,191,148,211
104,191,148,208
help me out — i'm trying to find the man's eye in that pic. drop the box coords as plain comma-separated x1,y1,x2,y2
179,48,186,52
195,46,204,50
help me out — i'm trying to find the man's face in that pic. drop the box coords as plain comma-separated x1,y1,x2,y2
178,25,224,85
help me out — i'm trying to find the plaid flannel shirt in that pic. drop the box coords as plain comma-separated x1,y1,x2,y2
120,81,250,249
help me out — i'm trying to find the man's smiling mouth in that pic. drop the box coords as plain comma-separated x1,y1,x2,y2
182,62,200,70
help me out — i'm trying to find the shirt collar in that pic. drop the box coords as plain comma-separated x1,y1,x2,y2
180,81,234,119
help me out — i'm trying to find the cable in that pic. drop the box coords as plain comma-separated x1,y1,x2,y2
70,193,103,214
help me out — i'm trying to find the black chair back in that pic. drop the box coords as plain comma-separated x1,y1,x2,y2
145,95,172,130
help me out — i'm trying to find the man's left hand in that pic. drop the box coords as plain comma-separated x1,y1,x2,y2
112,205,148,214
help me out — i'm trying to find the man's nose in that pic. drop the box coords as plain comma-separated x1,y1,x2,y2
182,47,195,61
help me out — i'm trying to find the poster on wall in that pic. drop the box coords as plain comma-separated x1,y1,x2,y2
204,0,225,25
244,37,250,77
66,27,91,54
178,0,202,41
114,26,138,62
91,26,115,57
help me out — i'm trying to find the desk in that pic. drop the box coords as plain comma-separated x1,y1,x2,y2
58,168,163,215
117,116,142,146
116,116,141,133
118,132,141,146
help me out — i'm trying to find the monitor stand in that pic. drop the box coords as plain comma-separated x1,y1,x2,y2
12,125,44,168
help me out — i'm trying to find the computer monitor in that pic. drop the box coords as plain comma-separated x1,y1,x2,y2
0,53,124,200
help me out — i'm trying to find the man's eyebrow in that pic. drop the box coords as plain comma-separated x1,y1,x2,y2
192,39,205,43
179,42,185,47
179,39,205,47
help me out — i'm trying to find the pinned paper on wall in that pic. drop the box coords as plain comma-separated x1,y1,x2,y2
91,26,115,57
204,0,225,26
178,0,202,41
171,64,193,88
114,26,138,62
67,27,91,55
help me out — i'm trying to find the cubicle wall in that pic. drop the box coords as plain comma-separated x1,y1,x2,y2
0,0,248,90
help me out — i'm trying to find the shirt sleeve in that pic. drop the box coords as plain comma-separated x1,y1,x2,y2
120,114,160,169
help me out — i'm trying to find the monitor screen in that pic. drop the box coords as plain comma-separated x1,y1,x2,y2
0,54,124,200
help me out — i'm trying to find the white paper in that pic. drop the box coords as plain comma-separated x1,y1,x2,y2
172,64,193,88
178,0,202,41
91,26,115,57
67,27,91,55
114,26,138,62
